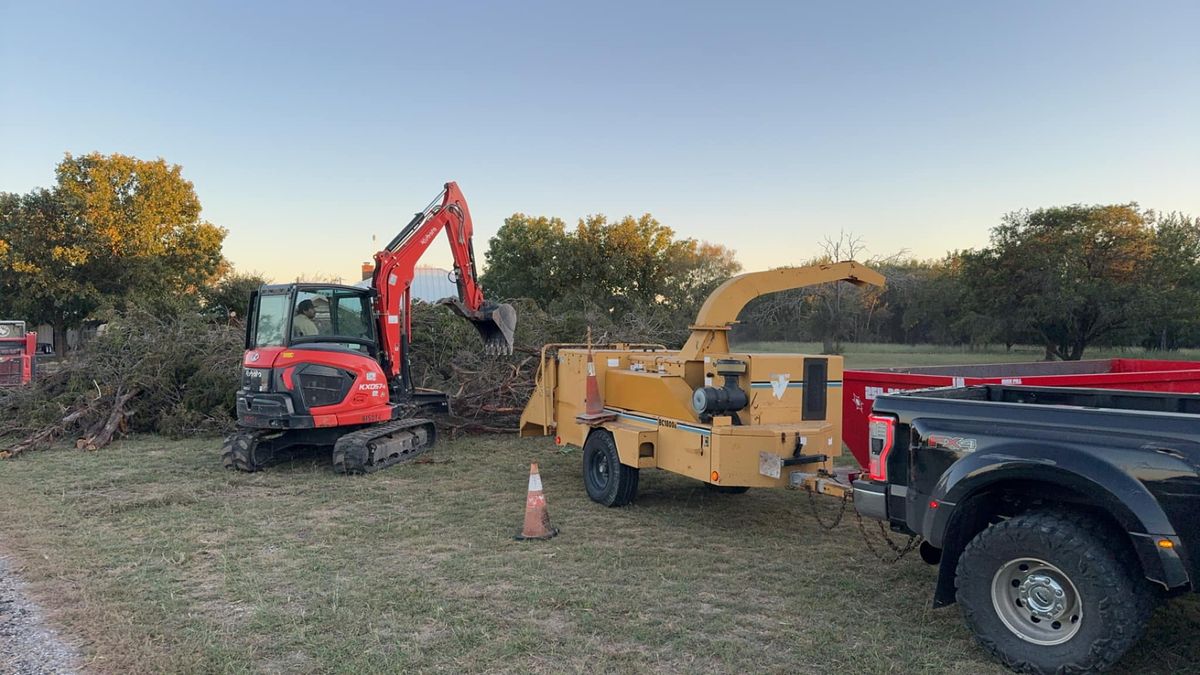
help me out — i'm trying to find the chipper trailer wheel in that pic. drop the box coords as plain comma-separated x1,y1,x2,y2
582,429,639,507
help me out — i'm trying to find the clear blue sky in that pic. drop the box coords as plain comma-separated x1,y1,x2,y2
2,1,1197,282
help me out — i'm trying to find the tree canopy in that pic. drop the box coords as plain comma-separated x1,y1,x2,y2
961,205,1158,359
482,212,741,326
0,153,229,350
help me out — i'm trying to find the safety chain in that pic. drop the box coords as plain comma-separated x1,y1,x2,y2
805,486,849,531
854,508,923,564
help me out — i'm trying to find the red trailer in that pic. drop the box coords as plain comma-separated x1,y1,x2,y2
0,321,37,386
842,358,1200,468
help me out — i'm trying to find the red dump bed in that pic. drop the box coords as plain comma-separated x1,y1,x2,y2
842,358,1200,468
0,332,37,386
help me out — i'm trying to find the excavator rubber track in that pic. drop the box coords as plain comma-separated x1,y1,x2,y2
332,417,437,474
221,428,281,472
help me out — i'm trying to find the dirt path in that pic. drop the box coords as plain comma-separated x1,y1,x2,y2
0,553,80,675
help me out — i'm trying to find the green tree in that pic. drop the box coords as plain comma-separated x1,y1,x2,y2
1140,212,1200,350
667,240,742,310
482,211,741,327
0,153,228,353
55,152,229,307
202,272,270,321
480,214,568,302
0,189,101,350
963,204,1156,360
899,255,1000,347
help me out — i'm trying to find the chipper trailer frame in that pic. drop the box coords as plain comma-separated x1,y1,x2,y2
518,261,885,506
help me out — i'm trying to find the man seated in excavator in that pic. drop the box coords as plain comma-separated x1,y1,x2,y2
223,182,516,474
292,299,320,337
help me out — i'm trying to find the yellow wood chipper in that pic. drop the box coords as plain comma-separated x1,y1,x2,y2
518,260,885,506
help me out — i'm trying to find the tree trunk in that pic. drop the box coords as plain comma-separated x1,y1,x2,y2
54,325,67,358
1067,340,1086,361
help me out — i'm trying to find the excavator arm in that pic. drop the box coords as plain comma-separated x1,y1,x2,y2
372,182,517,385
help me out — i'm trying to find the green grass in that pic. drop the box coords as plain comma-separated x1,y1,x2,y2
1,434,1197,674
734,341,1200,370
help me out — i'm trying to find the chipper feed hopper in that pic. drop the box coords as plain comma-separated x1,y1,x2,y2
519,261,885,506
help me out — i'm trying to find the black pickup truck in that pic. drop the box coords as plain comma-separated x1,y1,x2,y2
853,384,1199,673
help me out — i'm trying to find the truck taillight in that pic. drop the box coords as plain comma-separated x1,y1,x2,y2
868,414,896,481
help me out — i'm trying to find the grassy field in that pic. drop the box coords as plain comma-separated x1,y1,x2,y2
1,435,1198,674
2,344,1199,673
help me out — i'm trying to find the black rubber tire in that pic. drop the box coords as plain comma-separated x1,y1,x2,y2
955,509,1156,674
705,484,750,494
221,432,261,472
582,429,639,507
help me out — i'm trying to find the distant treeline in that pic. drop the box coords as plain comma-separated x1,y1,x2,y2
5,153,1196,363
483,204,1200,360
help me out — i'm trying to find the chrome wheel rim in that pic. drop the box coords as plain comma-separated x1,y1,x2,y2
991,557,1082,645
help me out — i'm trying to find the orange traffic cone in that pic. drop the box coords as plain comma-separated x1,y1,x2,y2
576,327,615,424
515,463,559,541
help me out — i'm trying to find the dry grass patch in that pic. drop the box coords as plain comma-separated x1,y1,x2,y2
0,434,1195,673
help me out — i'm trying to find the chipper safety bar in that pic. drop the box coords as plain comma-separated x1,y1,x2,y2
519,261,885,505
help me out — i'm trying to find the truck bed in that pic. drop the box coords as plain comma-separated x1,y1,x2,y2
841,358,1200,467
908,383,1200,415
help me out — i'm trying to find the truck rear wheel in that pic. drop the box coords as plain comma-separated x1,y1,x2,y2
955,509,1155,674
582,430,639,507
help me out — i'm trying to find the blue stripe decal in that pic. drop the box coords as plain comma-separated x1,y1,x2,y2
604,409,658,426
603,409,711,437
749,380,843,388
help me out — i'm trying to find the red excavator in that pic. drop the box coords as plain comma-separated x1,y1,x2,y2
223,182,516,473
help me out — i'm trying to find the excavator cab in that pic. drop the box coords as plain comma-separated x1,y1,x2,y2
245,284,377,355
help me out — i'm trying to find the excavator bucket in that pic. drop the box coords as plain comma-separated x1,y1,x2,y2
440,300,517,355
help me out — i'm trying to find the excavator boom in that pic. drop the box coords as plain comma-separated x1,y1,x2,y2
372,182,517,382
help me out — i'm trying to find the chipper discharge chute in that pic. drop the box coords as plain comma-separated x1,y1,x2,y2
518,260,885,506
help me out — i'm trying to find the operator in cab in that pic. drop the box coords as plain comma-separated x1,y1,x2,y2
293,299,319,337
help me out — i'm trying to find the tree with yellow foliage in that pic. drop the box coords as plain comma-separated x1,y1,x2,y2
0,153,228,354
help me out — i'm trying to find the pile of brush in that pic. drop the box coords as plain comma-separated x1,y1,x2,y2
0,300,684,457
0,311,243,458
408,298,685,436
